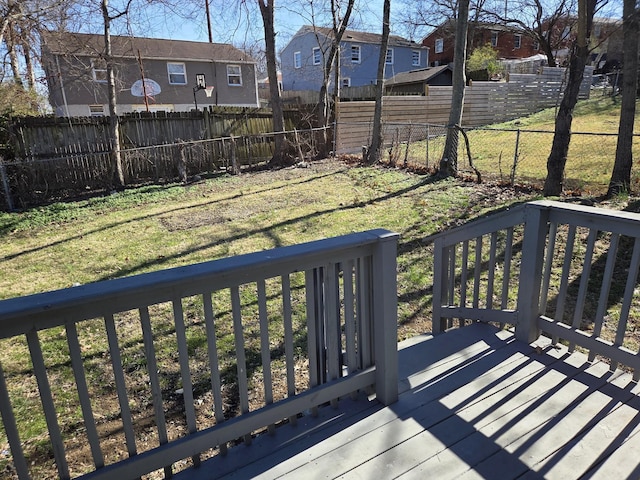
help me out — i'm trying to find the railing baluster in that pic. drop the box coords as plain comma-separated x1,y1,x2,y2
448,245,458,328
26,330,70,479
343,260,357,376
257,280,275,433
569,229,597,352
357,257,373,368
104,314,138,462
66,322,104,469
500,227,514,316
432,236,447,334
139,307,173,475
305,269,320,417
552,224,577,345
460,240,469,310
611,238,640,372
487,231,498,310
539,221,558,314
325,263,341,407
231,286,251,442
473,236,483,311
589,233,619,362
281,275,297,425
0,361,30,479
173,298,200,466
202,293,227,454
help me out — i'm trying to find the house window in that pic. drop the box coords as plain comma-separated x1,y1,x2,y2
491,31,498,47
227,65,242,86
412,50,421,67
514,34,522,49
533,40,540,50
342,77,351,88
433,61,440,67
294,51,301,69
89,104,104,116
91,60,107,83
594,24,602,38
351,45,361,63
313,47,321,65
561,26,570,40
386,48,394,65
435,38,443,54
167,62,187,85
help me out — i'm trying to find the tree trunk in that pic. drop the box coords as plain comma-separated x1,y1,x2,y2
607,0,639,197
543,0,595,196
364,0,390,165
7,21,22,87
258,0,286,166
438,0,470,177
102,0,125,189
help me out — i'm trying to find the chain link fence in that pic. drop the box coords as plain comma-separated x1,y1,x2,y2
373,122,640,195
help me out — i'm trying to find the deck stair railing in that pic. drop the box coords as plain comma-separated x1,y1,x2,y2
0,229,398,480
433,200,640,379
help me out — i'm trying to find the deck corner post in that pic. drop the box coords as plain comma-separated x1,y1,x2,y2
515,203,549,344
432,237,448,334
372,231,399,406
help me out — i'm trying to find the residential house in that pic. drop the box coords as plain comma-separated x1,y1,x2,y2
280,26,429,91
41,32,259,117
385,65,453,95
423,21,540,67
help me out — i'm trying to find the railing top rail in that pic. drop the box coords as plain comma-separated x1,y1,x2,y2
0,229,398,339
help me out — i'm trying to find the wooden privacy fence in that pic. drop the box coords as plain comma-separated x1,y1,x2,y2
336,66,594,153
433,200,640,376
9,107,308,160
0,127,330,210
0,229,398,480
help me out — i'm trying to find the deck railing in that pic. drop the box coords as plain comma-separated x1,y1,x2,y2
433,200,640,379
0,229,398,480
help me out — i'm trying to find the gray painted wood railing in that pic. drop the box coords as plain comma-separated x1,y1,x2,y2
0,229,398,479
433,200,640,378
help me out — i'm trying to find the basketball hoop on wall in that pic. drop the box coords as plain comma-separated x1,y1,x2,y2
193,73,214,110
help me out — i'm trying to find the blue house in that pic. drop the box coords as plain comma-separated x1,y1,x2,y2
281,26,429,91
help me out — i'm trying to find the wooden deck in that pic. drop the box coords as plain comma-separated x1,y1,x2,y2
179,323,640,480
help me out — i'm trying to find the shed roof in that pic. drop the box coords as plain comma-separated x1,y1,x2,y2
386,64,452,85
42,32,254,63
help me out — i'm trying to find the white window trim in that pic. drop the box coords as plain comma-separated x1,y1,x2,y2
294,51,301,69
313,47,321,65
91,61,107,83
342,77,351,87
167,62,187,85
351,45,361,64
412,50,421,67
491,31,498,47
227,65,242,86
435,38,443,54
89,104,105,116
514,34,522,49
386,48,394,65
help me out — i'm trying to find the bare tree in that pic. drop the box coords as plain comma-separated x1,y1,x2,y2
483,0,576,67
543,0,597,196
257,0,287,165
607,0,639,196
438,0,471,177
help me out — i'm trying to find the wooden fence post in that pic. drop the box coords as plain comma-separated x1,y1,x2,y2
372,231,399,406
0,158,14,211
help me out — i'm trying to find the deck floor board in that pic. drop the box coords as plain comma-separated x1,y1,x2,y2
178,323,640,479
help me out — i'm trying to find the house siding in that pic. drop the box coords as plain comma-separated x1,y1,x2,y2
281,27,429,91
43,34,259,116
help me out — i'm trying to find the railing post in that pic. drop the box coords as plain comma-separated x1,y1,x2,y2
372,232,399,406
432,236,449,334
515,203,549,344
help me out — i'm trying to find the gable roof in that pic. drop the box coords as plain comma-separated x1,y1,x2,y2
294,25,426,49
42,31,254,63
386,65,452,85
